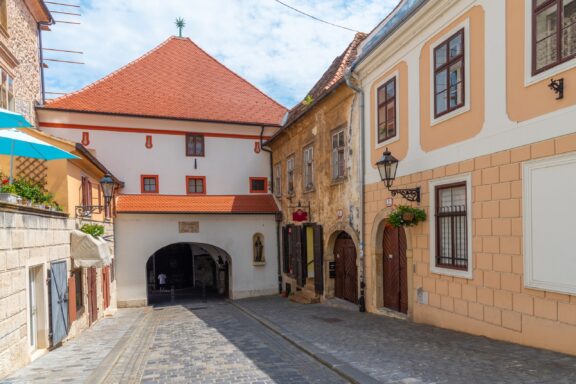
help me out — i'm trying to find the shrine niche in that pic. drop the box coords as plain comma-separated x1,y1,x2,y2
253,233,265,265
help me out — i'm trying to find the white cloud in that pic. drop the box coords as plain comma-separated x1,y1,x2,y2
42,0,398,107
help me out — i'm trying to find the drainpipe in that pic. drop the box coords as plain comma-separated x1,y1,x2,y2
344,68,366,313
38,23,46,105
260,127,282,294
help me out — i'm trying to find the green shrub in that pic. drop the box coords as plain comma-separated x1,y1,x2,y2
80,224,105,237
388,205,427,228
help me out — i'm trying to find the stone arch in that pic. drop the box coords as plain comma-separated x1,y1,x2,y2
369,208,416,318
324,222,360,300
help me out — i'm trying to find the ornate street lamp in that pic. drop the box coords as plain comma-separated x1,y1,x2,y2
376,148,420,203
75,173,116,218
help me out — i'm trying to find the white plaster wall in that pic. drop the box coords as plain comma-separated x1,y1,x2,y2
37,111,277,195
114,213,279,306
356,0,576,184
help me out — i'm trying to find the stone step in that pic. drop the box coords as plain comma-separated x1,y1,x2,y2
289,293,320,305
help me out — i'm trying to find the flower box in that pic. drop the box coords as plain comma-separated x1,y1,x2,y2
0,193,19,204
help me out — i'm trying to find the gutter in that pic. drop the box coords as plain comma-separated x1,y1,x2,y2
344,68,366,313
260,126,283,294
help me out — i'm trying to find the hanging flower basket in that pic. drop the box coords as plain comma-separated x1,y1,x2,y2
388,205,427,228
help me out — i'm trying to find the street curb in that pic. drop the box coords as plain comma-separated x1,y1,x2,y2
229,300,381,384
86,307,152,384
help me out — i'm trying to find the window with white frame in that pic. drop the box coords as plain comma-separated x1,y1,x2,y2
434,29,465,118
332,129,345,180
429,175,472,278
377,77,397,143
303,145,314,191
286,155,295,195
274,163,282,197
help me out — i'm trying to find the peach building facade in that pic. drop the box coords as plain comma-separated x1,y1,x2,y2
351,0,576,355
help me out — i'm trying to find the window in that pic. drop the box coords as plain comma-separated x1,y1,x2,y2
0,68,14,111
186,134,205,156
435,182,468,270
377,77,396,143
332,129,346,180
274,163,282,197
0,0,7,33
73,269,83,313
434,29,465,118
141,175,159,193
250,177,268,193
186,176,206,194
81,176,92,208
303,146,314,191
287,156,295,195
533,0,576,74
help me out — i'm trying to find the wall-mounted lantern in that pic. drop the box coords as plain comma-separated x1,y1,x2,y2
75,173,116,217
376,148,420,203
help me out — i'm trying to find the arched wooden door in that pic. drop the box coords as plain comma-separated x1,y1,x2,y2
334,232,357,304
382,225,408,313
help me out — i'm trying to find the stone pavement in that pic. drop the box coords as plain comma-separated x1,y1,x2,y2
234,296,576,384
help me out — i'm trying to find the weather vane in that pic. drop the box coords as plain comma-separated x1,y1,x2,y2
175,18,185,37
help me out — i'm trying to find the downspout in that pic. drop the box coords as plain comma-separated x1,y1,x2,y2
38,23,46,105
260,126,282,294
344,68,366,313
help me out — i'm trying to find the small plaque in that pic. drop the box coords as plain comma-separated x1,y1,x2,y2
179,221,199,233
385,197,393,207
329,261,336,278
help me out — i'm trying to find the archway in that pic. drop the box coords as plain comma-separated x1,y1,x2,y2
146,242,231,305
333,232,358,304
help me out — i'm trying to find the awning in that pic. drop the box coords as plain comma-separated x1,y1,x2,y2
70,230,112,268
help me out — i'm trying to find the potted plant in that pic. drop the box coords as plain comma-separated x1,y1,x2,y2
0,179,19,204
388,205,427,228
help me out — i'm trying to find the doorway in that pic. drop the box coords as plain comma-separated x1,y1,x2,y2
382,225,408,313
87,267,98,325
29,265,44,351
333,232,357,304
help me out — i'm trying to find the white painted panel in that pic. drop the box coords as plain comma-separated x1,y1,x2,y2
524,153,576,294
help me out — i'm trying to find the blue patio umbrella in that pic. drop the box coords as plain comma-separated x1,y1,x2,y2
0,108,33,129
0,129,78,183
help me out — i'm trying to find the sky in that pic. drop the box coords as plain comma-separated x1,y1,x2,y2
42,0,398,108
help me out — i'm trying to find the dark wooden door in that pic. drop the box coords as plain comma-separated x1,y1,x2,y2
102,266,110,310
313,225,324,295
382,226,408,313
334,233,357,304
88,267,98,325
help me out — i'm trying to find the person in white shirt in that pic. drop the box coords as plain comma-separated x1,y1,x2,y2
158,273,167,290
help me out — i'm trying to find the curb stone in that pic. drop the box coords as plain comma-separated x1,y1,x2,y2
229,300,381,384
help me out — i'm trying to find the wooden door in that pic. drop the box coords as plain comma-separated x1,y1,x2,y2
313,225,324,295
49,261,68,346
334,233,357,304
382,226,408,313
88,268,98,325
102,266,110,310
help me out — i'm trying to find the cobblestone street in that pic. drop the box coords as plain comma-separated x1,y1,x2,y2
3,297,576,384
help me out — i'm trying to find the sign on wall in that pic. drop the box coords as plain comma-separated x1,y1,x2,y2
179,221,199,233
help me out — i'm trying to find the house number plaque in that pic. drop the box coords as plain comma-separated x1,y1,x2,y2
179,221,199,233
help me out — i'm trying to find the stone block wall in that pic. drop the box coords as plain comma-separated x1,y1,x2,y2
364,134,576,356
0,206,115,378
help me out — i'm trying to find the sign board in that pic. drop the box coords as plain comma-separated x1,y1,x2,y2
292,209,308,222
179,221,199,233
328,261,336,278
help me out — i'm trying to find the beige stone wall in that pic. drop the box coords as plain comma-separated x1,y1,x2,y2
0,207,115,378
365,134,576,355
1,0,43,125
269,84,362,297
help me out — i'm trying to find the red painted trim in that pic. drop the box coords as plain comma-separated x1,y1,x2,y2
249,177,268,193
140,175,159,194
39,122,273,140
186,176,207,195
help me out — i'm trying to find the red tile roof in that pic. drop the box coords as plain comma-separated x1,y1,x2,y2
116,194,279,214
44,37,287,126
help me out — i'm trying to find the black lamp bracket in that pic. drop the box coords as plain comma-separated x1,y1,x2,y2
549,78,564,100
75,205,103,218
390,187,421,203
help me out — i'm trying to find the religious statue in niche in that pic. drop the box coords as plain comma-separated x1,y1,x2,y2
253,234,265,265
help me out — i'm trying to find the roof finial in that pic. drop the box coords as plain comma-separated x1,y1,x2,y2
175,18,185,37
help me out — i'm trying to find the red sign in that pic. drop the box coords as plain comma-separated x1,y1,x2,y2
292,209,308,222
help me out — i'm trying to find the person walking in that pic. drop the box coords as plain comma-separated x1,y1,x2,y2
158,272,167,291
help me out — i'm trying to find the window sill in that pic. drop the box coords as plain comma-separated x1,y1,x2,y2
430,265,472,279
330,177,347,186
303,188,315,194
253,261,266,267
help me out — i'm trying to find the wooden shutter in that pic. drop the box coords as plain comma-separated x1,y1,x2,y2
282,226,290,274
313,225,324,294
68,275,77,323
292,226,303,286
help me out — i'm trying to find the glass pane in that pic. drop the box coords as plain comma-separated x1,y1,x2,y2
535,0,549,7
535,5,558,70
536,5,557,41
377,86,386,104
332,134,338,149
386,80,395,99
196,180,204,193
435,70,447,94
435,44,447,69
332,150,338,179
378,105,386,128
435,90,447,115
338,131,345,147
386,102,395,138
438,216,452,259
449,33,463,59
195,138,203,154
449,82,463,109
338,150,345,177
562,0,576,58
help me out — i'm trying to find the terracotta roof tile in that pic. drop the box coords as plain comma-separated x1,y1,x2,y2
271,32,366,137
116,194,279,214
44,37,287,126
